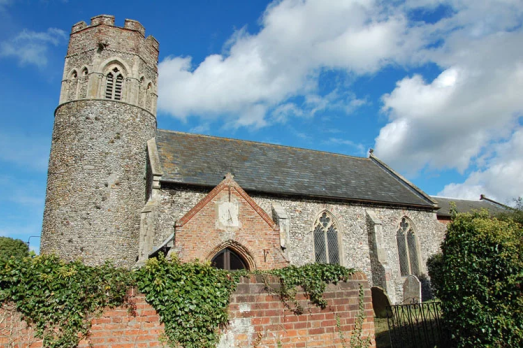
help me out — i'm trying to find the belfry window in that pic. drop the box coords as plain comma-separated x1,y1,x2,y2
211,248,247,271
313,211,340,264
397,217,421,276
105,67,124,100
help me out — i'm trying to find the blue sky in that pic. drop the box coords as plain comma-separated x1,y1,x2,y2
1,0,522,252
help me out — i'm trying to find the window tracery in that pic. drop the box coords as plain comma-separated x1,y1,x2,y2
397,217,421,276
313,211,340,264
105,67,124,100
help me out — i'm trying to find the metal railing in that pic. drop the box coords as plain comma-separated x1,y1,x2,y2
386,301,453,348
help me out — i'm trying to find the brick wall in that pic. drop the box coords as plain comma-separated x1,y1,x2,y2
173,175,289,270
0,273,375,348
223,272,376,348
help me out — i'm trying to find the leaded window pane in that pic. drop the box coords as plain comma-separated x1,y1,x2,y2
327,225,339,265
313,212,340,264
314,224,327,263
397,229,409,276
407,231,420,275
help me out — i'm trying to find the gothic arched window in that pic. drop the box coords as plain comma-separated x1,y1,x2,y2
105,67,124,100
313,211,340,264
68,70,78,101
211,248,247,271
397,217,421,276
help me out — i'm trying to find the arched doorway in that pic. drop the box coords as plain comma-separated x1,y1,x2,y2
211,248,248,271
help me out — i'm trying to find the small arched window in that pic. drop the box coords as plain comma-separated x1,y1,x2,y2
82,67,88,76
397,217,421,276
105,67,124,100
313,211,340,264
211,248,247,271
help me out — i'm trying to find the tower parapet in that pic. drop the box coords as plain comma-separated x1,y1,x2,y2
41,16,159,268
60,15,159,115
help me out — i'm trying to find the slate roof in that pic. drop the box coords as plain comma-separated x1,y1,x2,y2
431,196,508,217
155,130,436,208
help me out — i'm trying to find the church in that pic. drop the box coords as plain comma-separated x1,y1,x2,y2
39,15,506,304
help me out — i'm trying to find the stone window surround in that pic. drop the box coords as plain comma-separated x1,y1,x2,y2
311,210,343,266
396,216,422,277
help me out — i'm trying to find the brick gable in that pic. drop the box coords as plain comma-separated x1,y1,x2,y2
173,173,289,270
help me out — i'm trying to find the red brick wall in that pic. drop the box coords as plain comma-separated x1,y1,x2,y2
227,272,376,347
174,175,289,270
0,273,375,348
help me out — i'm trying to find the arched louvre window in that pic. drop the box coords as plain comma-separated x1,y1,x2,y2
114,74,123,100
105,72,114,99
313,211,340,264
397,217,420,276
105,67,124,100
211,248,247,271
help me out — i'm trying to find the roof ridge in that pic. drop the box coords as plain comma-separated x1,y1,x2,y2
157,128,369,161
432,195,480,201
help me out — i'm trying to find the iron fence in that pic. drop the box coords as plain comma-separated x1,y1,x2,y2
386,301,453,348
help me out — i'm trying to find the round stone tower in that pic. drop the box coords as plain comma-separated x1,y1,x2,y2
41,15,159,268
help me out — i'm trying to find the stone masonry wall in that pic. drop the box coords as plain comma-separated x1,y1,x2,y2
60,15,159,113
41,100,156,268
0,273,375,348
152,184,446,303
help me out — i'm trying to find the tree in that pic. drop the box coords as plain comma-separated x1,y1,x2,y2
497,197,523,226
440,211,523,347
0,237,29,260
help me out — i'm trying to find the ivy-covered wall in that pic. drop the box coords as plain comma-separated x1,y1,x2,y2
0,273,375,348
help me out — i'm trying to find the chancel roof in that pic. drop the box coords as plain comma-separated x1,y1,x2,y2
431,196,508,218
155,130,437,208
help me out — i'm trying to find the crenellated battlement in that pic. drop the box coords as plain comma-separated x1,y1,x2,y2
68,15,158,58
60,14,159,114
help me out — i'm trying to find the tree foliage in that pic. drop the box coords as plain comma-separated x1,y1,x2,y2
0,237,29,260
497,197,523,226
440,211,523,347
426,253,443,299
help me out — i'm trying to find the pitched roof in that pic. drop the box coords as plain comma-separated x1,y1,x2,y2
431,196,508,217
155,130,436,208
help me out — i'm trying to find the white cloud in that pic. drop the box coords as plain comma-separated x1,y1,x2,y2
156,0,523,201
158,0,422,128
439,128,523,203
0,27,66,66
0,131,50,171
374,1,523,183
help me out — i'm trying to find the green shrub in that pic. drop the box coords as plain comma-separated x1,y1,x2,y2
440,211,523,347
0,237,29,260
426,253,443,298
0,254,134,347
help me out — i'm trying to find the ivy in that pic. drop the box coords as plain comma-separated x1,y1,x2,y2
267,263,354,313
0,253,357,348
0,254,134,348
136,255,355,348
135,254,238,348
